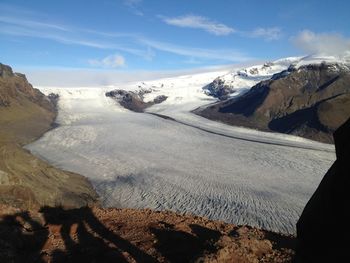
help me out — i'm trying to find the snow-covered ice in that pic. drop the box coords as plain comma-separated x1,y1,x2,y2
26,58,336,235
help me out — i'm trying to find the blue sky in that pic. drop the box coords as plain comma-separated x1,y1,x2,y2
1,0,350,73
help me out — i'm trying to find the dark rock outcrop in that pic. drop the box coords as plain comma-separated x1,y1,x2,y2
295,117,350,262
47,93,59,109
203,62,278,100
203,77,233,100
106,89,167,112
153,95,168,104
0,63,55,112
197,63,350,143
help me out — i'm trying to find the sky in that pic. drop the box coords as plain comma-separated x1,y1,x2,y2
1,0,350,85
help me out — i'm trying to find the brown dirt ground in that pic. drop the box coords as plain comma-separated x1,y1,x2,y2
0,205,295,263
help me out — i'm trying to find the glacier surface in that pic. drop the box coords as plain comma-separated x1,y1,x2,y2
27,63,336,235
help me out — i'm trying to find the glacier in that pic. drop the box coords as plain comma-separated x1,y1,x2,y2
26,60,336,235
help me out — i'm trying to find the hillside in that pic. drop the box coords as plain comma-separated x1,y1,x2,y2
197,62,350,143
0,63,98,209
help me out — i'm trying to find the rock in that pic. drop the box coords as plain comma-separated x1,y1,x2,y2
0,62,98,209
296,118,350,262
203,77,234,100
106,89,147,112
197,63,350,143
106,89,168,112
47,93,59,108
0,63,14,78
153,95,168,104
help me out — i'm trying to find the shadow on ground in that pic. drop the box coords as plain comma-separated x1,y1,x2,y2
0,206,158,263
0,206,232,263
149,223,222,263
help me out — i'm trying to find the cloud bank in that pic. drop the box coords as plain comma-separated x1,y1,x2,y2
160,14,282,41
292,30,350,58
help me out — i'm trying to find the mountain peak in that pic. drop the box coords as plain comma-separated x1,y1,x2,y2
0,63,14,78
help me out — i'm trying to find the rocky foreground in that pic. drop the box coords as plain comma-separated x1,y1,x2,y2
0,205,295,263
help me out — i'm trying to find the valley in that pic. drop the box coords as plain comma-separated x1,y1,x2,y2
26,58,337,235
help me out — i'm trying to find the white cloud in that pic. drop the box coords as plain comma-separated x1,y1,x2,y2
124,0,143,16
247,27,282,41
292,30,350,58
160,15,235,36
88,54,126,68
0,16,154,59
160,14,282,40
0,5,252,66
0,15,69,31
140,38,251,62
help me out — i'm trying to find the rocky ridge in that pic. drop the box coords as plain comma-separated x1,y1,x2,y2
197,62,350,143
106,89,168,112
202,59,298,100
0,63,98,209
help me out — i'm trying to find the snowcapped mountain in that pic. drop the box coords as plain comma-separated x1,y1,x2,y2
39,55,350,141
202,57,300,100
202,55,350,100
38,55,349,127
197,57,350,143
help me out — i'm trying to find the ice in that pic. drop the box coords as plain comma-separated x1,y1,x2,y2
27,59,337,234
27,89,334,235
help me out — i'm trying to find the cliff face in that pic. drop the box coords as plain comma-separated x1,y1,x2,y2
296,118,350,262
0,63,56,143
197,63,350,143
0,63,98,209
0,64,54,110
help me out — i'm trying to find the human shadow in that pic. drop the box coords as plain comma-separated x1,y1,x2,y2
0,211,48,263
149,223,221,263
0,206,157,263
40,206,157,263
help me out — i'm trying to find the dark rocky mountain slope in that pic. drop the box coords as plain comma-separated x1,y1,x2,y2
196,63,350,143
106,89,167,112
0,63,98,209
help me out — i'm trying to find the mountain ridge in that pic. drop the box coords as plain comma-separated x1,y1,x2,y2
0,63,98,209
196,61,350,143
